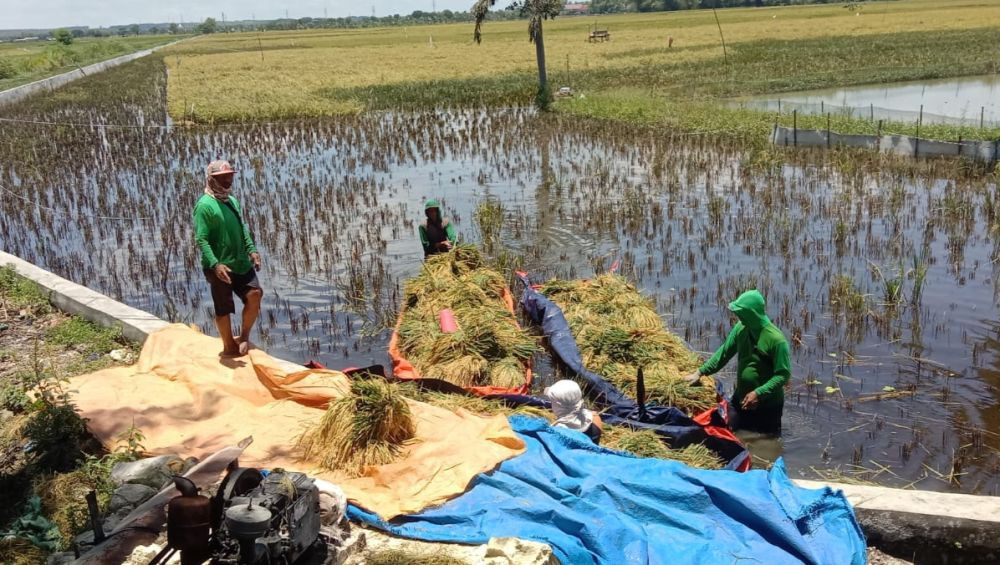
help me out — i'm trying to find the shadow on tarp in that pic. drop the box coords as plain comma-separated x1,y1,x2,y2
514,273,750,471
348,416,867,565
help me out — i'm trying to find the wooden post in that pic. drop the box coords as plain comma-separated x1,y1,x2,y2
981,106,985,130
793,110,798,147
915,104,923,157
821,100,824,113
871,103,874,122
827,113,831,148
86,490,106,543
778,99,782,114
957,135,962,156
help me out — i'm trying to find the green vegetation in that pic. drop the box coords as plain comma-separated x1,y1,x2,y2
0,34,179,91
0,267,140,555
35,426,144,547
46,317,124,357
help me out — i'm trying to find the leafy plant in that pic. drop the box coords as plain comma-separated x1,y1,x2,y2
0,496,62,553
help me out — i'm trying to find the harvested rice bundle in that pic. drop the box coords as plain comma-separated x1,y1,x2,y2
540,274,715,414
397,245,537,390
397,383,554,422
298,379,415,476
604,428,725,470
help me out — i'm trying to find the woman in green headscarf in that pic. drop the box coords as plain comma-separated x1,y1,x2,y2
419,199,457,257
685,290,791,436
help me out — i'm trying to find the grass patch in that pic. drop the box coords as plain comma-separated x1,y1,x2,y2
0,35,182,91
0,267,48,312
45,317,125,357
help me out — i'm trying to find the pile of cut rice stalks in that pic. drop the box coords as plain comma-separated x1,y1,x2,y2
603,427,724,470
540,274,716,415
397,245,537,390
298,378,415,476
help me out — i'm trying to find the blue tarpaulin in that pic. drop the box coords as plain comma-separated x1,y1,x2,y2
349,416,866,565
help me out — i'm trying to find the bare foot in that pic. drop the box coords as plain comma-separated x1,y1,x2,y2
238,340,250,355
221,336,241,357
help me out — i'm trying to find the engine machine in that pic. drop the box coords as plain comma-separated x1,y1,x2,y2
165,467,323,565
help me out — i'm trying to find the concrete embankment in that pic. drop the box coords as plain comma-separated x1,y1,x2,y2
2,249,998,563
0,39,183,108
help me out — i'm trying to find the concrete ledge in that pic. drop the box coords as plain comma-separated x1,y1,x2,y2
0,39,184,108
795,479,1000,563
0,250,168,343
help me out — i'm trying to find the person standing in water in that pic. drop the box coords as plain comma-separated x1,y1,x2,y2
193,160,263,357
685,290,791,436
419,199,457,257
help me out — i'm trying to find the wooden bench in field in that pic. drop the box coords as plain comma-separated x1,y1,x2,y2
588,29,610,42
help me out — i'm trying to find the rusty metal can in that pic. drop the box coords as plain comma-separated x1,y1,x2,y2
167,493,211,553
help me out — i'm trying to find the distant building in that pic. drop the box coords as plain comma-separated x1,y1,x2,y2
563,3,590,15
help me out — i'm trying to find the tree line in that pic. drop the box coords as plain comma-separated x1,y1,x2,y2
592,0,868,13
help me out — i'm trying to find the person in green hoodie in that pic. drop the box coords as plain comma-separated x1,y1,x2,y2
193,160,262,357
685,289,791,435
418,199,457,257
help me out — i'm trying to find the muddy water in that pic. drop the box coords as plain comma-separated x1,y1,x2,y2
2,74,1000,495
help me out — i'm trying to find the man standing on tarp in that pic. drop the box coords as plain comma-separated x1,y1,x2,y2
193,160,263,357
685,290,791,436
419,199,457,257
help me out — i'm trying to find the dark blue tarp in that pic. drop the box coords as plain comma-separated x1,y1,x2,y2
517,275,750,470
349,416,866,565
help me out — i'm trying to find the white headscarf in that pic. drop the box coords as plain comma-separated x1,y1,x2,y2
544,380,593,431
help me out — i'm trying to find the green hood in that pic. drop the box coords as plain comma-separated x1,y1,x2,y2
424,199,441,211
728,289,771,333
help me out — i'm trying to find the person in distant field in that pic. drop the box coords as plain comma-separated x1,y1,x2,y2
545,380,603,444
193,160,263,357
685,289,791,436
419,199,457,257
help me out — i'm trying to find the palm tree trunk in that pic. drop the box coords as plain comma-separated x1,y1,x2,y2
534,20,547,90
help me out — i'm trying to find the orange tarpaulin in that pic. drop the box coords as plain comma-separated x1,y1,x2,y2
67,324,525,519
389,286,533,396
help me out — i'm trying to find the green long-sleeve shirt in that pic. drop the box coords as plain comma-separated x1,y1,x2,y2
418,221,457,256
698,290,791,409
193,194,256,274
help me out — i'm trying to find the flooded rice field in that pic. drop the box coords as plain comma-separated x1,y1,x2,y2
2,59,1000,494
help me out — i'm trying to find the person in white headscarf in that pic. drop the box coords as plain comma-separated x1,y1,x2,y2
544,380,602,444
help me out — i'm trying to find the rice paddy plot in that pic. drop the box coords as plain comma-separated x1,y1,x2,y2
2,50,1000,495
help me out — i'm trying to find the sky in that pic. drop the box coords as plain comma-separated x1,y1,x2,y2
2,0,477,30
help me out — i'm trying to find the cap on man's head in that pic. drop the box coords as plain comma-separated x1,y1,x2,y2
206,160,235,177
424,198,441,210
